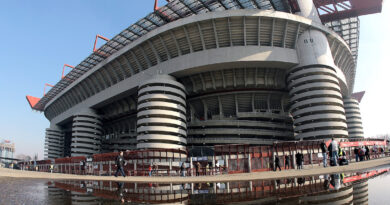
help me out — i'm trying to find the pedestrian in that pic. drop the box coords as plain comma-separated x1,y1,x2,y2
300,153,304,169
320,140,328,167
285,155,290,169
114,151,126,177
196,162,201,176
296,152,303,169
359,147,365,161
80,160,86,175
330,138,339,166
274,156,281,171
354,147,359,162
365,146,370,160
205,163,210,175
180,162,186,177
153,163,158,176
50,164,54,173
148,164,152,177
373,144,378,158
215,160,220,175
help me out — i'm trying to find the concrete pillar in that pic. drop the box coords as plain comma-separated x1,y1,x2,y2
227,182,230,193
292,151,297,169
248,154,252,173
190,157,193,176
109,161,112,176
225,155,229,173
249,181,253,192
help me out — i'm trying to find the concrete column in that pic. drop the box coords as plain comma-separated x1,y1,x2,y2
248,154,252,173
109,161,112,176
190,157,193,176
292,151,297,169
225,155,229,173
169,158,172,176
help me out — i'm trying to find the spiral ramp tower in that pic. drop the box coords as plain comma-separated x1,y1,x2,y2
44,126,64,159
137,75,187,150
344,98,364,138
352,180,368,205
71,110,103,157
287,0,348,139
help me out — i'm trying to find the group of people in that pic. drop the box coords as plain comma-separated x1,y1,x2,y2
194,161,220,176
353,145,383,162
273,152,303,171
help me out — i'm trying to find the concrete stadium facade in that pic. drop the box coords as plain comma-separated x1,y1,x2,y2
40,0,366,159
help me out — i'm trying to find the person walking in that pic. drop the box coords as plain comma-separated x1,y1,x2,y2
285,155,290,169
274,156,281,171
80,160,86,175
320,140,328,167
148,164,152,177
115,151,126,177
359,147,365,161
180,162,186,177
330,138,339,166
373,144,378,158
296,152,303,169
195,162,201,176
354,147,359,162
365,146,370,160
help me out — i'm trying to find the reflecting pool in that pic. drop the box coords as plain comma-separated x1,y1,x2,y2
1,165,389,204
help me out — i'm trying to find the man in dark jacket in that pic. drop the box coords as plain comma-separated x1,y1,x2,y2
365,146,370,160
285,155,290,169
274,156,281,171
354,147,359,162
320,140,328,167
115,151,126,177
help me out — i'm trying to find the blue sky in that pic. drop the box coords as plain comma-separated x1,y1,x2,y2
0,1,389,159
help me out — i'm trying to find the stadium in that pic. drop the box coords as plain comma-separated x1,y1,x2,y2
26,0,382,160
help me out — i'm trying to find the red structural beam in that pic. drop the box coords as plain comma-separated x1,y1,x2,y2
43,83,54,96
93,34,110,57
313,0,383,23
61,64,75,79
26,95,41,109
351,91,365,103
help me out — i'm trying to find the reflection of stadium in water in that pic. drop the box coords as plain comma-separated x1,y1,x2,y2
47,169,388,204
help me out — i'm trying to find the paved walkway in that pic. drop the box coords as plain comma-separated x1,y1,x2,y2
1,157,390,183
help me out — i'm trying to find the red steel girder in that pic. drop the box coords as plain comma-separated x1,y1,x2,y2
61,64,75,79
313,0,383,23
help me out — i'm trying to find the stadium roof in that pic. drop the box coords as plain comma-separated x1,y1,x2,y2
28,0,381,112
